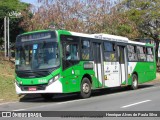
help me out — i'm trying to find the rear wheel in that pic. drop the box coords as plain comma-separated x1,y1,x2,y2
131,74,138,90
41,93,54,100
79,77,91,99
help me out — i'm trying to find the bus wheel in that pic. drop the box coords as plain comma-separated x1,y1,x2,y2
131,74,138,90
79,77,91,99
41,93,54,100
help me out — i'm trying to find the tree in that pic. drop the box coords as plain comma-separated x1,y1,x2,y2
100,12,140,38
22,0,114,33
0,0,30,46
23,0,138,39
120,0,160,62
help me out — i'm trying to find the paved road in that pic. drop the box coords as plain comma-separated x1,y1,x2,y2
0,82,160,120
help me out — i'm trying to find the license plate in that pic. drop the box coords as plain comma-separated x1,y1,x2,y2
28,87,37,91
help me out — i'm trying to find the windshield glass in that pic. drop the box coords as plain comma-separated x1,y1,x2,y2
15,41,60,71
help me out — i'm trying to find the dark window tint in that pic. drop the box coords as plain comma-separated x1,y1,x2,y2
119,46,125,64
81,39,92,60
104,42,115,52
104,42,117,62
66,44,79,60
127,45,137,61
146,47,154,62
137,46,146,61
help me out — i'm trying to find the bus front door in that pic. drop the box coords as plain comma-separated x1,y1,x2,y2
93,42,103,88
117,45,128,85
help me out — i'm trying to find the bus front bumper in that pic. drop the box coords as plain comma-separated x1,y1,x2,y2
15,80,63,95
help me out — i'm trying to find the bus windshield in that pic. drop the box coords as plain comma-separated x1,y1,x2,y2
15,39,60,71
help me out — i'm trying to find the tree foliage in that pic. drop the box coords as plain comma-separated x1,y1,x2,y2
121,0,160,38
120,0,160,62
0,0,31,45
0,0,22,17
22,0,112,33
21,0,138,39
1,0,159,44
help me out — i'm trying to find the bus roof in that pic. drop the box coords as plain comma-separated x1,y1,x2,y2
70,31,146,45
20,29,53,35
19,29,152,46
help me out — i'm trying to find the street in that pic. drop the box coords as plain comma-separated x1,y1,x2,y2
0,82,160,120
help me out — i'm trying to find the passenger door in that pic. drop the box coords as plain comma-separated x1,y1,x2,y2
93,42,103,88
117,45,128,85
61,35,80,92
103,42,120,87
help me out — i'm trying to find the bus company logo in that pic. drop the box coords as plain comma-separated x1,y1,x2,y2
2,112,11,117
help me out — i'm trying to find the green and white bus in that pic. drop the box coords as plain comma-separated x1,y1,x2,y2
15,30,156,99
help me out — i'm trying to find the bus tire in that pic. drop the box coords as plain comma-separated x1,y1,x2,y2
41,93,54,100
79,77,91,99
131,74,138,90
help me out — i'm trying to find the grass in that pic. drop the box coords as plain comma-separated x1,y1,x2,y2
0,57,19,102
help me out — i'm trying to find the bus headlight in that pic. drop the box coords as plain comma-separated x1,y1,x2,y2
15,80,20,87
19,81,22,85
15,80,22,87
48,75,60,85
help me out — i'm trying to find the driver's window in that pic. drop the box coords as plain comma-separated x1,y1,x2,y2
66,44,79,60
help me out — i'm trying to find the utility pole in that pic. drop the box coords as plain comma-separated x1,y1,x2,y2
4,17,10,58
7,17,10,58
3,11,21,59
4,17,7,58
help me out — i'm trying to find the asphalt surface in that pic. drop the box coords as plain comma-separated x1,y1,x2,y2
0,82,160,120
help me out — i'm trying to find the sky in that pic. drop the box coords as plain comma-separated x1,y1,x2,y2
20,0,120,9
21,0,119,6
21,0,37,5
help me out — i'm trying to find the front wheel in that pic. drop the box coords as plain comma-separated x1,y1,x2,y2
79,77,91,99
131,74,138,90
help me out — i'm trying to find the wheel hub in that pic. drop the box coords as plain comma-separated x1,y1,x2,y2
83,83,89,93
133,78,137,87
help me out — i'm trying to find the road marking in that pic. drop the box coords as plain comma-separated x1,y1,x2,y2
121,100,151,108
13,109,26,111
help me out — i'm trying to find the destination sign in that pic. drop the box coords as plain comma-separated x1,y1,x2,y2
20,32,52,42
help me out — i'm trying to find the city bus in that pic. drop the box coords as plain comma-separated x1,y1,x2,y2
15,30,156,99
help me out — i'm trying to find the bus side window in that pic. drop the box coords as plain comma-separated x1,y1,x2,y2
104,42,117,62
137,46,146,61
146,47,154,62
66,44,79,60
127,45,137,61
81,39,92,60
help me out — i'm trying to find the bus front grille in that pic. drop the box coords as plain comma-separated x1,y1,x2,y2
20,84,47,91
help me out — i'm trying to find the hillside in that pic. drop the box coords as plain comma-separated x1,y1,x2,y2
0,53,19,103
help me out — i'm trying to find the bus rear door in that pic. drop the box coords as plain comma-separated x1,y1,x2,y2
93,42,103,88
117,45,128,85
